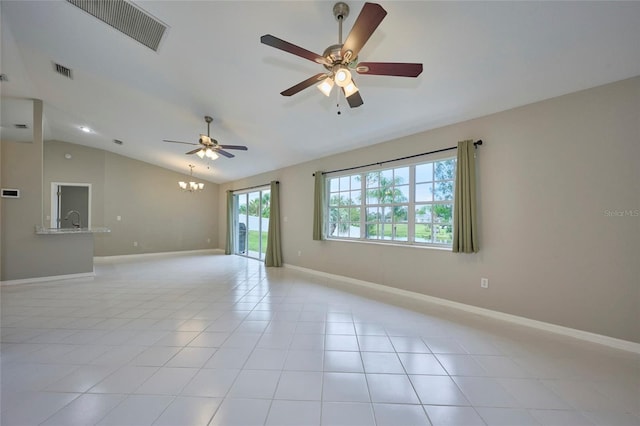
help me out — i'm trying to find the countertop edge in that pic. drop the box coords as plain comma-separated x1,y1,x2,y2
35,226,111,235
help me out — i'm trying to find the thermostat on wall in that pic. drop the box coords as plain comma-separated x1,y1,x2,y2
1,188,20,198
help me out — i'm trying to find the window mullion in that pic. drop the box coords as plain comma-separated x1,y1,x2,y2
360,173,365,239
409,165,415,243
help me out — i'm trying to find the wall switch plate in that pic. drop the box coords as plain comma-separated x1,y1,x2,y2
133,241,138,247
481,278,489,288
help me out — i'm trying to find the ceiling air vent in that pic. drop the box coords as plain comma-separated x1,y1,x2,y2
66,0,167,52
14,124,29,129
54,63,73,79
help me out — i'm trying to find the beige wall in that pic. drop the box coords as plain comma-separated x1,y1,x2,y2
219,77,640,343
44,140,219,257
1,100,94,281
44,140,106,230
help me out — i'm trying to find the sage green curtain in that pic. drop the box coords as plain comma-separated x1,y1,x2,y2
265,181,282,267
225,190,234,255
453,140,479,253
312,171,325,240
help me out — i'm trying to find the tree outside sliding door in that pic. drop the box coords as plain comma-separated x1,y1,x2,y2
234,188,270,260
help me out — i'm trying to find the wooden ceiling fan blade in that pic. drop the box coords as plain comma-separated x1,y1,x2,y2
185,148,203,155
163,139,198,145
218,145,248,151
261,34,329,65
341,3,387,60
356,62,423,77
343,88,364,108
216,149,235,158
281,73,328,96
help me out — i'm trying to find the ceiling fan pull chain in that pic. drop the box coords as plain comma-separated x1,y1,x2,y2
336,89,342,115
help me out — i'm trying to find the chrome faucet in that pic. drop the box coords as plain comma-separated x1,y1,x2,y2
64,210,81,228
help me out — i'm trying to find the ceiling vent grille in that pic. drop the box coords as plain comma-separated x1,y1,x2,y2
66,0,167,51
54,63,73,79
14,124,29,129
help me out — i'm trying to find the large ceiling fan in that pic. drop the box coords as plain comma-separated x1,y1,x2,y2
163,116,247,159
261,2,423,108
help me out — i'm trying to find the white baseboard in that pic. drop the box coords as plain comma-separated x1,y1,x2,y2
284,263,640,354
1,272,95,286
94,248,223,262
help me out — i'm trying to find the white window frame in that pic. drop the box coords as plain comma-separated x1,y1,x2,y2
325,156,456,247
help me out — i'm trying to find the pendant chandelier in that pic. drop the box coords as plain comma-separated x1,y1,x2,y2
178,164,204,192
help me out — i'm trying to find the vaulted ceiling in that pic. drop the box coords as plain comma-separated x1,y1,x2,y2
2,1,639,183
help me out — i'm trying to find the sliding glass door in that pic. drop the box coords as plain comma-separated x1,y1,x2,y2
234,188,270,260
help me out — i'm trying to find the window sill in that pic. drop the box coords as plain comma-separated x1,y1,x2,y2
323,237,452,251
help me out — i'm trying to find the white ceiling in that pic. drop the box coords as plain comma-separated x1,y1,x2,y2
2,1,639,183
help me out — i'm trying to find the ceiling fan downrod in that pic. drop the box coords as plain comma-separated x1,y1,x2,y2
333,2,349,44
204,115,213,136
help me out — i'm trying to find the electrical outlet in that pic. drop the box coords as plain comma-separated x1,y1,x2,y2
133,241,138,247
298,250,302,256
207,238,211,244
481,278,489,288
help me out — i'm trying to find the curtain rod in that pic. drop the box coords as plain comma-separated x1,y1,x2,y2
230,181,279,193
313,140,482,176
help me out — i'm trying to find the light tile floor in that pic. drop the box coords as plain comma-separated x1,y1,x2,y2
1,252,638,425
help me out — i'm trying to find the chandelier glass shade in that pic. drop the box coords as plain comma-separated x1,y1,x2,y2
179,164,204,192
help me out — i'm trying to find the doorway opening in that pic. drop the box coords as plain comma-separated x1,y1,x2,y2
51,182,91,229
234,187,270,260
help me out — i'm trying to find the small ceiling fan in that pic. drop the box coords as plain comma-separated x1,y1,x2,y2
163,116,247,159
260,2,423,108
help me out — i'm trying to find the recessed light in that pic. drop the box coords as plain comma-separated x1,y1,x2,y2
79,126,93,133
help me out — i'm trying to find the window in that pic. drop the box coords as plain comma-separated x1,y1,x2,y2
326,157,456,246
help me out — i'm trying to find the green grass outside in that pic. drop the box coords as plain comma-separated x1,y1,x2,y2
366,223,452,243
247,230,268,253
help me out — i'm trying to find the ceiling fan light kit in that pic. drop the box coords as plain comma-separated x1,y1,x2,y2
196,147,219,160
317,77,335,96
261,2,423,108
333,65,352,87
343,80,359,97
